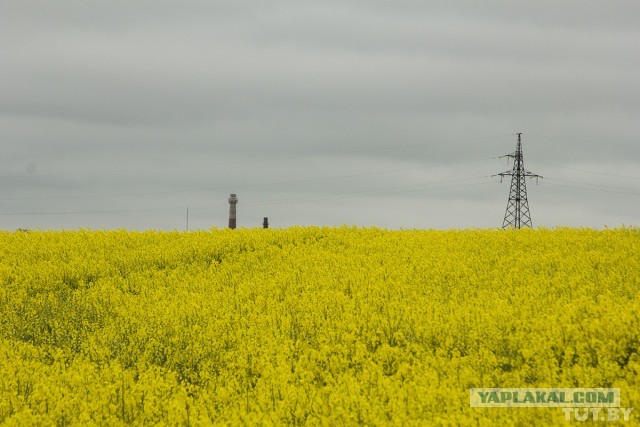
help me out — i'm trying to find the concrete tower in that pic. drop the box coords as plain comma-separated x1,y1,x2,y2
228,193,238,229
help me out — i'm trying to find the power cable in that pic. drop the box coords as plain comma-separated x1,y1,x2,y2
528,161,640,180
0,156,494,201
0,175,492,216
546,182,640,196
525,133,639,148
0,134,511,181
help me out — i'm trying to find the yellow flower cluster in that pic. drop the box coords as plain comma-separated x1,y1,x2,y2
0,227,638,425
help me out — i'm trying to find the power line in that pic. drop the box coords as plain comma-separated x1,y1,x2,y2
0,175,492,216
0,206,186,216
546,177,640,192
236,182,494,209
528,161,640,180
0,134,510,181
525,133,639,148
546,182,640,196
231,176,492,208
0,156,494,202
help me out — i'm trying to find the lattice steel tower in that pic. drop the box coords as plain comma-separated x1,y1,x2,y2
497,133,542,229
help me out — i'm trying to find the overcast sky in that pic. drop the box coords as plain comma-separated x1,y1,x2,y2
1,0,639,230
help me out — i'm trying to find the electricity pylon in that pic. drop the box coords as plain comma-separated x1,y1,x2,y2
495,133,542,229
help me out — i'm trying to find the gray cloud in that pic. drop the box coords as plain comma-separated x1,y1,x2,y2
0,0,638,230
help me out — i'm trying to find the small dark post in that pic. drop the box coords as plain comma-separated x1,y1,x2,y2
263,217,269,229
228,194,238,229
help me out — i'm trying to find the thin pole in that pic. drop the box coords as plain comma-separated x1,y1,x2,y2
186,208,189,231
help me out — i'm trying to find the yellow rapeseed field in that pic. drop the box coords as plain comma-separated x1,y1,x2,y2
0,227,638,425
